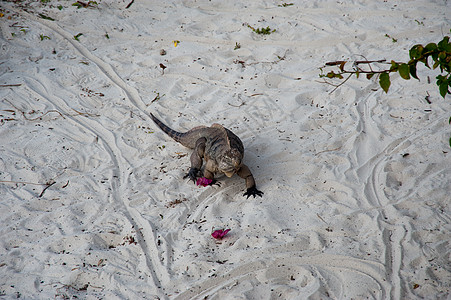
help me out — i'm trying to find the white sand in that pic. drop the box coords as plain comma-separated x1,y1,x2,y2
1,0,450,299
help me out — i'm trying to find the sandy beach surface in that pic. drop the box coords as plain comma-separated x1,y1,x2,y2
1,0,450,299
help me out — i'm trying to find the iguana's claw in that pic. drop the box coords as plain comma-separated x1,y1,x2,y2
243,186,264,198
184,167,201,183
210,179,221,187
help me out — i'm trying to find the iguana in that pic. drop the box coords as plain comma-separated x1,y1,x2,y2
150,113,263,198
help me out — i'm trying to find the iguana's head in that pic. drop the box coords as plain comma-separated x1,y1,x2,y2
218,148,243,177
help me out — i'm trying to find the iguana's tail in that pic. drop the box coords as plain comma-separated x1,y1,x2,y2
150,113,185,144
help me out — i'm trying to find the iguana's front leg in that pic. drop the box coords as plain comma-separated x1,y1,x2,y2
203,169,214,180
237,164,263,198
202,162,221,186
184,137,206,183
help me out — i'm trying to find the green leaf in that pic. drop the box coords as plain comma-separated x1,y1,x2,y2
390,60,399,72
431,51,439,61
379,72,391,93
449,137,451,148
439,81,448,98
326,71,336,78
424,43,438,52
436,75,446,87
409,63,419,80
399,63,410,80
433,60,440,69
366,73,374,80
326,71,344,79
409,45,423,60
438,36,451,51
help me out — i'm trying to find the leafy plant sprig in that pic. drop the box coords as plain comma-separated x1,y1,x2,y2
247,24,276,35
38,13,55,21
73,33,83,41
320,35,451,98
40,34,50,41
385,33,398,43
72,1,98,9
278,3,294,7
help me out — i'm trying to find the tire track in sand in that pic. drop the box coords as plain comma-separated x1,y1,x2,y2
19,74,168,294
346,85,450,299
13,9,170,296
347,87,405,299
362,115,450,300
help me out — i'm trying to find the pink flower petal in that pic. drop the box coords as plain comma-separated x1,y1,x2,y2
196,177,213,187
211,229,231,240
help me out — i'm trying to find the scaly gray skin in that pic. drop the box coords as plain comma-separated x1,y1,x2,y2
150,113,263,198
